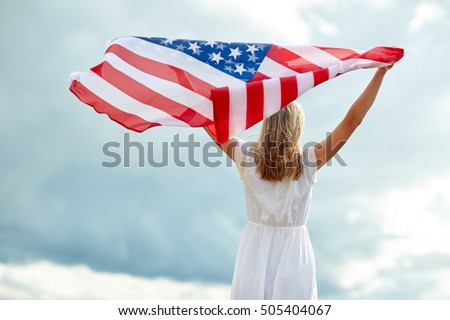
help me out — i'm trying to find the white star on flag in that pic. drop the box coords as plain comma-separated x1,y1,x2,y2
248,54,258,62
246,44,258,55
205,40,216,48
229,47,242,60
188,42,200,53
210,52,224,64
162,38,175,45
234,63,246,75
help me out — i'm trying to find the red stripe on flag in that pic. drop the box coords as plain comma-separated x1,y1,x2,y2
69,80,161,132
106,44,215,99
280,76,299,107
313,68,330,87
245,81,265,129
206,123,218,140
211,87,230,144
252,72,271,81
266,45,321,73
92,62,212,127
358,47,404,64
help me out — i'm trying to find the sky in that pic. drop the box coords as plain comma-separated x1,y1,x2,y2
0,0,449,299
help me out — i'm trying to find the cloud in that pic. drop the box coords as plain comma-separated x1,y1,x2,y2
190,0,349,42
335,172,450,299
0,261,230,299
316,19,339,36
190,0,311,43
409,2,447,32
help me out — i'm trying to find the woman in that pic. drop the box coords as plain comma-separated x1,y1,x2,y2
204,65,393,299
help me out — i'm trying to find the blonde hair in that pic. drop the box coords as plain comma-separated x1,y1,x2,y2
255,101,305,181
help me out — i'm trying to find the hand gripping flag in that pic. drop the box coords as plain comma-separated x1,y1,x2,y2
69,37,403,143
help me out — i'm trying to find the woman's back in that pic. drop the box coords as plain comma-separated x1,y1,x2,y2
235,140,316,227
236,140,318,227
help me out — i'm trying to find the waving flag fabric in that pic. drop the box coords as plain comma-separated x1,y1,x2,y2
69,37,403,143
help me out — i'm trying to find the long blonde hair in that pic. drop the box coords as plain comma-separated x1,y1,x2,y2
255,101,305,181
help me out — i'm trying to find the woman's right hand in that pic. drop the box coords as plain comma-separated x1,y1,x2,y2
377,64,393,75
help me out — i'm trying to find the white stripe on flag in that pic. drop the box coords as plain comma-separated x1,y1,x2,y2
339,58,390,72
258,57,300,78
105,53,214,121
80,72,189,127
295,72,315,96
327,64,340,79
262,78,282,119
228,85,247,139
282,45,342,68
113,37,243,88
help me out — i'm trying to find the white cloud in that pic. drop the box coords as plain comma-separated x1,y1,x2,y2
190,0,346,43
409,2,447,32
317,19,339,36
190,0,401,42
0,261,230,299
367,0,392,9
192,0,312,43
339,172,450,298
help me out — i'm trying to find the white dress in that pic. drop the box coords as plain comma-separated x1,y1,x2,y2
230,139,318,300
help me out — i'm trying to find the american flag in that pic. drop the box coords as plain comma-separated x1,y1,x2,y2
69,36,403,143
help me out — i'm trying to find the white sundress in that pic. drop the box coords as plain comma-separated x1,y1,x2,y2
230,139,318,300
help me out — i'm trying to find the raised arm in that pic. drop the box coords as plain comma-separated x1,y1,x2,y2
314,65,392,170
203,126,239,162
